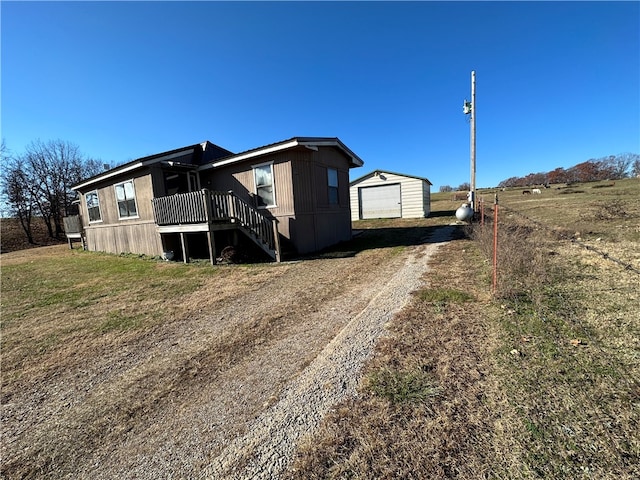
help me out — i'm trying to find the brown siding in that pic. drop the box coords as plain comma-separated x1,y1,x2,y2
290,152,316,214
286,146,353,253
294,147,351,253
81,144,357,257
203,155,296,218
78,169,163,256
85,221,162,256
202,151,300,249
201,146,354,255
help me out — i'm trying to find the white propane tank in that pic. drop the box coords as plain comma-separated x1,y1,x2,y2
455,203,474,222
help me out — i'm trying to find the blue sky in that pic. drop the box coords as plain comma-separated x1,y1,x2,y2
2,1,639,189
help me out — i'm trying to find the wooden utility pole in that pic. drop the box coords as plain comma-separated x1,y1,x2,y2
470,70,476,212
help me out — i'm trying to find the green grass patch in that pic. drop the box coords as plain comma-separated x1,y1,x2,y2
0,249,221,370
477,204,640,477
96,311,144,333
365,367,441,404
2,251,209,322
417,287,474,304
35,333,61,355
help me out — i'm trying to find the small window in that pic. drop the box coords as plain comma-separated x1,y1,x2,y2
253,163,275,208
86,190,102,222
328,168,339,205
114,180,138,219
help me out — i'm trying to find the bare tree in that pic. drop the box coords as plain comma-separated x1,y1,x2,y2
22,140,102,237
633,157,640,178
604,152,638,179
2,139,102,241
1,148,37,244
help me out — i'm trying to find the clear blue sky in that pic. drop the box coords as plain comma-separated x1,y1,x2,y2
2,1,639,189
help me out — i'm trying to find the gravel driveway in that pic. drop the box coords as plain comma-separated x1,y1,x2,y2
2,225,454,479
204,225,455,479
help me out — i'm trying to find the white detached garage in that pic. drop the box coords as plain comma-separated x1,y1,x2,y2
350,170,432,221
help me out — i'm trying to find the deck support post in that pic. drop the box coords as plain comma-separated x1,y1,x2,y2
272,219,282,263
202,189,216,266
207,230,216,266
180,232,189,263
153,190,280,263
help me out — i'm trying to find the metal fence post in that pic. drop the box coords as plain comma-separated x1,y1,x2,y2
493,193,499,295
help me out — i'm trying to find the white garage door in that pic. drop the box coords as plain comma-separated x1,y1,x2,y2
360,184,401,219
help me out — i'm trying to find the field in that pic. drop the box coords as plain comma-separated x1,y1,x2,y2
1,178,639,478
0,217,66,253
289,178,640,478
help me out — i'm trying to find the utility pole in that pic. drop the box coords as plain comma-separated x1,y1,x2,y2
470,70,477,212
463,70,477,212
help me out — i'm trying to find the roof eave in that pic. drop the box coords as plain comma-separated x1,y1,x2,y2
201,139,301,170
350,169,433,186
71,146,199,191
298,138,364,168
200,137,364,171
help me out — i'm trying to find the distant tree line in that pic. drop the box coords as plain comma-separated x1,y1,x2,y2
438,153,639,193
497,153,640,188
1,139,102,244
439,182,470,193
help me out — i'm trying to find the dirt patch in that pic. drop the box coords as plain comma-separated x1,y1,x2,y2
0,217,65,253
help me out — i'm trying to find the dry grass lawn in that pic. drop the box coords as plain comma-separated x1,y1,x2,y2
2,178,638,478
288,179,640,479
1,217,451,478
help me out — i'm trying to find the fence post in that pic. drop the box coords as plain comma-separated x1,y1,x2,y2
492,193,499,295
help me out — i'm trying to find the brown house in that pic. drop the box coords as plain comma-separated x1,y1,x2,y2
71,137,364,263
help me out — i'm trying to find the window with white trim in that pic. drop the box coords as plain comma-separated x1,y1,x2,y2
114,180,138,219
253,163,275,208
327,168,339,205
85,190,102,222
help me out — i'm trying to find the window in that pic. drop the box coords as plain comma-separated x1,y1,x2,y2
253,163,275,208
86,190,102,222
328,168,339,205
114,180,138,219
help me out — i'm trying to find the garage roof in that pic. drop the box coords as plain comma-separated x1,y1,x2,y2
350,169,432,186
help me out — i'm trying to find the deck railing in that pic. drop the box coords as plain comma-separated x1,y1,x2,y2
152,190,207,225
152,190,279,258
63,215,83,234
62,214,86,249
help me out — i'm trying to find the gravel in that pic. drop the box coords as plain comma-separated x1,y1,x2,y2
2,225,454,480
202,225,455,479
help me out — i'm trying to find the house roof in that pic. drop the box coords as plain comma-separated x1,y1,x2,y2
350,169,433,186
199,137,364,171
73,137,363,191
72,141,233,191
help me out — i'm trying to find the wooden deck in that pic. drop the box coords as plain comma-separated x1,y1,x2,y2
151,190,281,263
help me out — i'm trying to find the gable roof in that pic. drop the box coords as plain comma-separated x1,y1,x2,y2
199,137,364,170
72,141,233,191
350,169,433,186
73,137,363,192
